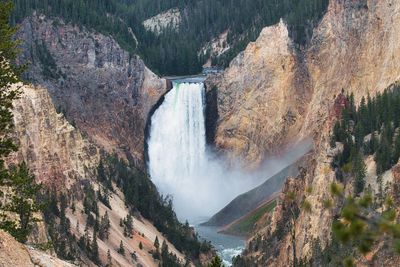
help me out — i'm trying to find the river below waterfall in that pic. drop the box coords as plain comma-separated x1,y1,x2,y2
194,221,245,266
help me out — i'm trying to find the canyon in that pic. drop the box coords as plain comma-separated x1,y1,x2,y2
16,14,167,169
207,0,400,265
210,0,400,169
3,0,400,266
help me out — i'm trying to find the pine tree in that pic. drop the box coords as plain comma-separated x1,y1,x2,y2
123,214,134,238
118,240,125,256
393,132,400,164
106,249,112,267
154,236,160,250
91,231,100,264
139,241,143,250
352,152,366,196
354,123,365,149
375,134,391,175
0,1,28,241
0,162,43,243
99,211,110,240
208,256,224,267
161,240,168,257
0,1,24,177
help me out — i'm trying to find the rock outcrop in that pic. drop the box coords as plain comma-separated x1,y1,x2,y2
8,84,100,188
210,20,309,168
210,0,400,265
0,230,76,267
16,15,167,168
6,84,187,267
211,0,400,168
143,8,181,35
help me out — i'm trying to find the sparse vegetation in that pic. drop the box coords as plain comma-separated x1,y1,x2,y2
325,85,400,264
0,1,44,244
224,200,276,236
332,85,400,178
97,156,213,262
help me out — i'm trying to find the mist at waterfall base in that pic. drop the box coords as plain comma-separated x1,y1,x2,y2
148,81,311,222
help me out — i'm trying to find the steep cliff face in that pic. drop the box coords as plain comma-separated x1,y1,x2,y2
300,0,400,139
212,0,400,168
212,0,400,265
6,84,188,267
8,84,100,188
210,20,310,168
0,230,76,267
16,15,167,168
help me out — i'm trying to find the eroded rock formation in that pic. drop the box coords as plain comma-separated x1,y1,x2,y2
212,0,400,265
0,230,77,267
8,84,100,188
16,15,167,168
211,0,400,169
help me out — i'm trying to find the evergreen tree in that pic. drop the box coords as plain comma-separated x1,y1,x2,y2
11,0,329,75
161,240,168,257
208,256,224,267
106,249,112,267
375,134,392,175
91,231,100,264
99,211,111,240
0,2,26,238
139,241,143,250
118,240,125,256
154,236,160,250
352,152,366,196
0,162,43,243
354,123,365,150
392,132,400,164
0,2,23,180
122,214,134,238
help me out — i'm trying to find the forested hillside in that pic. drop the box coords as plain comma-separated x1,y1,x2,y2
331,84,400,195
11,0,329,75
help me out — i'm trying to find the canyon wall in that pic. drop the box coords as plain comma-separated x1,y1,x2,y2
8,84,100,188
211,0,400,169
221,0,400,265
7,84,188,267
16,15,167,168
5,16,193,266
0,230,76,267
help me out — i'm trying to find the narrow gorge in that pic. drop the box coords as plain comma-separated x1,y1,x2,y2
2,0,400,266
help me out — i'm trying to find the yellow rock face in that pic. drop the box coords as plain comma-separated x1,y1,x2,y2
8,84,101,188
0,230,76,267
213,0,400,168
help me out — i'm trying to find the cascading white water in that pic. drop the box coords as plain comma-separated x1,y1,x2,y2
148,82,208,219
149,82,206,182
149,81,262,220
148,80,312,222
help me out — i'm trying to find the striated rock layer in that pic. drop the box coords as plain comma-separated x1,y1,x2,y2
211,0,400,168
207,0,400,265
8,84,100,188
0,230,77,267
7,84,187,267
16,15,167,168
220,0,400,265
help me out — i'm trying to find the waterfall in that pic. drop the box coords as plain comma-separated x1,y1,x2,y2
148,81,271,221
148,82,208,219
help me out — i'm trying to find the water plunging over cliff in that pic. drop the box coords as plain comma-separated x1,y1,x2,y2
148,82,210,219
148,80,310,222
